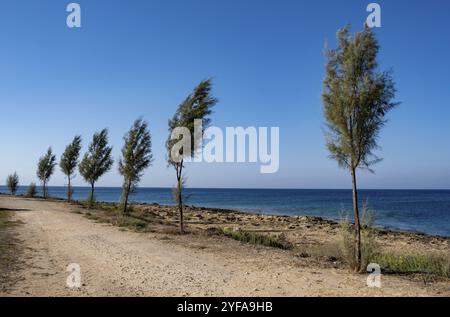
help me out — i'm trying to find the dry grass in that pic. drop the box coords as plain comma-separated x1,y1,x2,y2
208,227,293,250
79,201,165,232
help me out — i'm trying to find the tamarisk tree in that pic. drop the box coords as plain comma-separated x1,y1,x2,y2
37,148,57,199
166,79,217,233
118,118,153,214
79,129,113,205
6,172,19,195
322,25,398,270
60,135,82,202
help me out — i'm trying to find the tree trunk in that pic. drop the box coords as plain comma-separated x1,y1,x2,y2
178,179,184,234
177,162,184,234
90,183,95,206
68,176,71,203
122,180,131,214
351,167,362,271
43,180,47,199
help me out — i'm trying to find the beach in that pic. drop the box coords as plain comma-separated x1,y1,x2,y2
1,195,449,297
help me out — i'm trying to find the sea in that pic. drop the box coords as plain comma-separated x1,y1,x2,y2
1,186,449,237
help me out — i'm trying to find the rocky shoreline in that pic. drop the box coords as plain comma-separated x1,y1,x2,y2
129,202,449,255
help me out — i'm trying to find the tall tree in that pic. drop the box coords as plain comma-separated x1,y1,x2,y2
6,172,19,196
322,25,398,270
118,118,153,214
37,148,57,199
79,129,114,205
166,79,218,233
60,136,82,202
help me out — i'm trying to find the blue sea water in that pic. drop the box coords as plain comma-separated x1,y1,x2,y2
1,186,449,237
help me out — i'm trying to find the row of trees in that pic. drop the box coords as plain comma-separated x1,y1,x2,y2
35,119,153,215
3,26,396,271
12,79,216,229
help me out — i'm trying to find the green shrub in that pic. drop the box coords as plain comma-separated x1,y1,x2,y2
337,203,380,271
336,204,449,277
26,182,37,198
372,251,450,278
214,227,293,250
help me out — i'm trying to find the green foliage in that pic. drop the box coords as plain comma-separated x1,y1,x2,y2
118,118,153,213
337,204,380,271
372,251,450,278
171,175,190,206
213,227,293,250
26,182,37,198
322,25,398,172
60,136,82,177
166,79,218,165
37,148,57,198
79,129,114,203
322,25,398,269
60,135,82,202
166,79,218,233
6,172,19,196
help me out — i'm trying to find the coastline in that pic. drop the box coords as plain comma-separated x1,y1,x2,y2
2,187,449,238
0,195,450,297
1,195,449,296
2,191,448,239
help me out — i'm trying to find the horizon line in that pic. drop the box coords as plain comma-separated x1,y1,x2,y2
1,185,450,191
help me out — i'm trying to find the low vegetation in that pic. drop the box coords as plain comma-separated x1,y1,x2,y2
79,201,165,233
296,206,450,278
336,206,379,271
372,251,450,278
210,227,293,250
26,183,37,198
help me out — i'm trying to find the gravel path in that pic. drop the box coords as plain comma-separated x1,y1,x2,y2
1,196,448,297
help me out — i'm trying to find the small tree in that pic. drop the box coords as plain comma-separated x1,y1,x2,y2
322,25,398,271
79,129,114,205
166,79,217,233
60,136,82,202
37,148,57,199
6,172,19,195
118,119,153,214
26,182,37,198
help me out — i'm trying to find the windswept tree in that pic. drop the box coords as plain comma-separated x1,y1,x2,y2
37,148,57,199
6,172,19,195
79,129,114,204
322,25,398,271
118,118,153,214
60,135,82,202
166,79,218,233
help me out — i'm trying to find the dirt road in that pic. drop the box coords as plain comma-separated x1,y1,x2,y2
1,196,448,296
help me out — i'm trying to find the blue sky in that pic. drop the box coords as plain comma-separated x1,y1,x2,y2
0,0,449,189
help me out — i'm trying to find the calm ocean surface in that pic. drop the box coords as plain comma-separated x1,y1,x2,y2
1,186,450,237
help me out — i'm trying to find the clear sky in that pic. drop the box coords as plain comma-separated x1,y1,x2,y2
1,0,449,189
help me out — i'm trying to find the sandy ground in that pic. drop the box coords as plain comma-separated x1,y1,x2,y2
0,196,449,297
